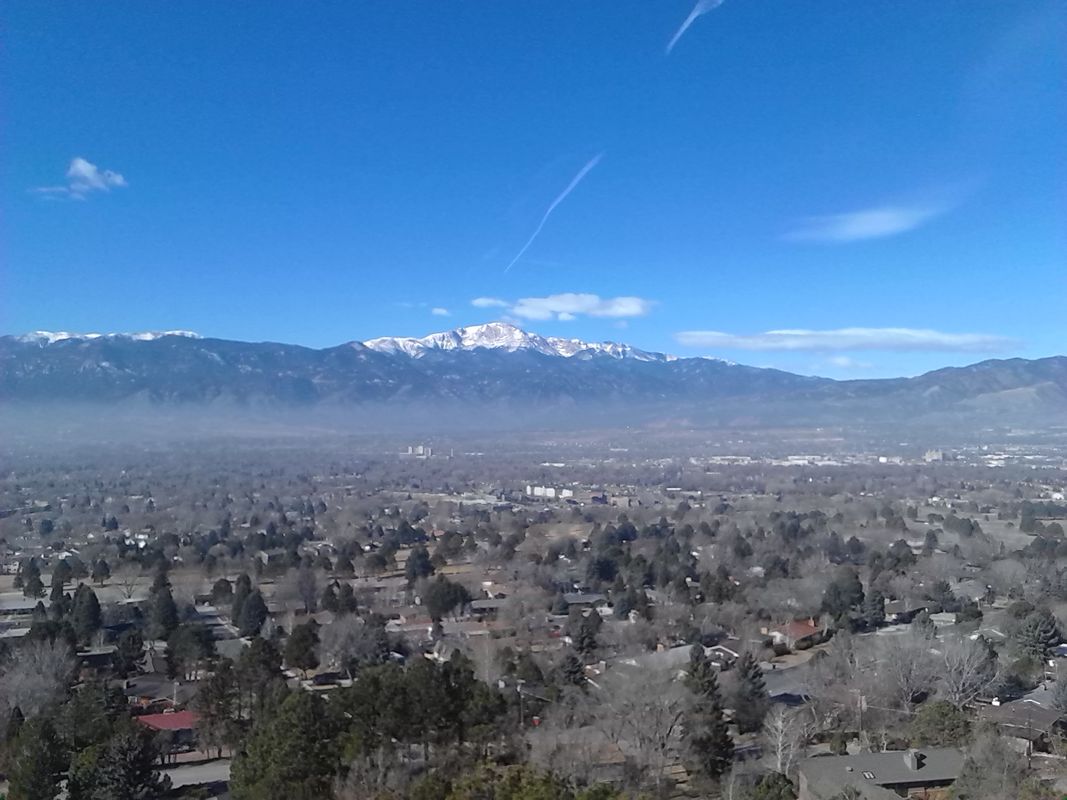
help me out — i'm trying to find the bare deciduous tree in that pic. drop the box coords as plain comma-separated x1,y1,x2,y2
0,639,76,719
762,705,810,775
591,670,687,794
804,631,864,731
318,615,387,678
938,636,998,709
879,630,938,711
115,564,141,600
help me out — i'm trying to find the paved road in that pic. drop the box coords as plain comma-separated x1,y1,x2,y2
163,759,231,788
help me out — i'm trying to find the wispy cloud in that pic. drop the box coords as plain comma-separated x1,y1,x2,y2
34,157,127,199
472,293,653,322
504,154,603,274
785,203,948,243
825,355,873,370
431,307,450,317
675,327,1017,352
666,0,725,55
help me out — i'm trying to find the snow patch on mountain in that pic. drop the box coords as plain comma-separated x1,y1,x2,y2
18,330,201,345
11,324,737,365
363,322,677,361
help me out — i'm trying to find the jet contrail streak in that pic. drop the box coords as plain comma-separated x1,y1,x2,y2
666,0,724,54
503,153,603,274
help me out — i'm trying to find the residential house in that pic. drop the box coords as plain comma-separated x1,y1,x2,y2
469,598,507,619
883,599,928,624
928,611,957,628
563,592,606,608
797,748,963,800
765,618,824,650
76,646,117,680
707,638,743,669
136,710,200,760
978,699,1064,752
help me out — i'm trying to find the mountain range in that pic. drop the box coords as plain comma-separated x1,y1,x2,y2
2,323,1065,429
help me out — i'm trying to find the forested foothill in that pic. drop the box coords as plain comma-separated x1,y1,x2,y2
1,430,1067,799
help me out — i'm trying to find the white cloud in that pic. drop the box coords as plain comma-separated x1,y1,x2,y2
431,307,450,317
474,293,653,322
34,157,127,199
786,204,947,243
675,327,1017,353
825,355,872,370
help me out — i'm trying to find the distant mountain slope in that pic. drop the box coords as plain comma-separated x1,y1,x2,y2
1,324,1064,426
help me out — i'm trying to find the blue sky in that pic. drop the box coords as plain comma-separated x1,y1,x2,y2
2,1,1064,378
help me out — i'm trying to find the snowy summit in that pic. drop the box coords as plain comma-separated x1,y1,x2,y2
362,322,676,362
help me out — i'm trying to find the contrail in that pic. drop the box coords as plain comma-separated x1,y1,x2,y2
666,0,724,54
503,153,603,274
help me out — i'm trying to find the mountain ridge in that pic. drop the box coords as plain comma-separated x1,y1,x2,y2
1,324,1064,428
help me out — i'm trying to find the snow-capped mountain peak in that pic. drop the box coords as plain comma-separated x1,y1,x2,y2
362,322,675,361
17,330,201,345
364,323,554,357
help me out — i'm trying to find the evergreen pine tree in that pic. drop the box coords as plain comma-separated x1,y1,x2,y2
1015,608,1060,660
230,691,340,800
237,636,285,719
560,651,586,687
238,590,269,637
285,621,321,677
575,613,600,657
320,583,339,613
22,560,45,599
210,578,233,604
51,560,73,588
113,628,145,677
149,585,179,640
232,573,252,622
734,651,770,733
150,566,170,595
49,581,66,607
91,724,170,800
684,646,734,782
91,558,111,586
8,717,65,800
194,659,239,757
72,584,103,643
404,545,435,584
337,583,358,614
66,743,104,800
861,589,886,630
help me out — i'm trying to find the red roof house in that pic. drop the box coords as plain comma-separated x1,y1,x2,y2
135,710,200,732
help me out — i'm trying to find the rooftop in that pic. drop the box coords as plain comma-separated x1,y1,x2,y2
979,699,1062,737
135,710,200,731
799,748,963,798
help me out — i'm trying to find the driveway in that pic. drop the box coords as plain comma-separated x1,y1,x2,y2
163,759,231,789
